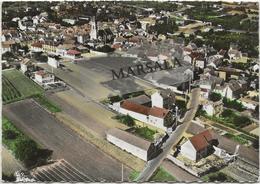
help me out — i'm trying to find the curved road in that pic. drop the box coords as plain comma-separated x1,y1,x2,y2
135,88,201,182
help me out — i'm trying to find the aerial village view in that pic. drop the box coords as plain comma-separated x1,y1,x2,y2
1,1,259,182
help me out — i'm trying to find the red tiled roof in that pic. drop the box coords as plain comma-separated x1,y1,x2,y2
35,70,45,76
67,49,81,55
189,130,213,151
121,100,150,116
121,100,170,118
149,106,170,118
31,42,43,48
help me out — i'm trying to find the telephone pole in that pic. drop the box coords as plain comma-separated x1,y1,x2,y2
121,163,124,182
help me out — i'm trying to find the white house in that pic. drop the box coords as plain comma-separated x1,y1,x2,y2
151,92,164,108
35,70,55,85
62,19,76,25
1,42,11,53
180,130,216,162
20,58,31,73
116,100,172,130
202,100,223,116
228,48,242,61
239,97,259,110
47,55,61,68
65,49,81,60
106,128,155,161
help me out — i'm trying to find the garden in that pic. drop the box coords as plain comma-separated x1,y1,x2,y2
2,117,52,168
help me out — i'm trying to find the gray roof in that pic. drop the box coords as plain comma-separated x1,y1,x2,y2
128,94,151,105
107,128,151,150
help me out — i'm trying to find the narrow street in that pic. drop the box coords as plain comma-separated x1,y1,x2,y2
135,88,201,182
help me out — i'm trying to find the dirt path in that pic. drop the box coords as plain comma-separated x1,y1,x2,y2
2,146,24,175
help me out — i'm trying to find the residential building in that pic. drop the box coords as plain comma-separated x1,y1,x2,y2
202,100,223,116
106,128,156,161
113,100,173,130
65,49,81,60
180,130,218,162
30,42,43,52
20,58,32,73
35,70,55,84
47,55,61,68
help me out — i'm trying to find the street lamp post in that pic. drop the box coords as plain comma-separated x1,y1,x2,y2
175,106,178,126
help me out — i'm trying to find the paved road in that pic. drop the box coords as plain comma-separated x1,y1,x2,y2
135,88,201,182
162,160,199,182
3,99,131,182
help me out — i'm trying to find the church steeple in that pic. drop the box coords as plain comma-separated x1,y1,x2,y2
90,16,97,40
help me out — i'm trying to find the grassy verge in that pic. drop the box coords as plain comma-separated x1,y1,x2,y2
149,167,176,182
2,117,52,168
128,170,140,181
224,133,248,145
33,95,61,113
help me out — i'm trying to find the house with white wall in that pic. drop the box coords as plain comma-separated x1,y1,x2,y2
47,55,61,68
106,128,155,161
180,130,217,162
34,70,55,85
113,100,173,131
20,58,32,73
202,100,223,116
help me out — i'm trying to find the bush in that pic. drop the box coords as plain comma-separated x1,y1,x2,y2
209,92,222,102
114,115,135,127
208,172,227,182
233,115,251,128
3,129,17,140
221,109,235,118
14,139,39,167
223,97,245,112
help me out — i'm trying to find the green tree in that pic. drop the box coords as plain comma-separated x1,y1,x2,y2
122,115,135,127
14,139,38,167
209,92,222,102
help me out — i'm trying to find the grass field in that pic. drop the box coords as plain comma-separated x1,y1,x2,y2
2,69,43,104
149,167,176,182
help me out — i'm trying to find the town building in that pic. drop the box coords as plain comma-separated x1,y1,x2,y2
180,130,218,162
30,42,43,52
106,128,156,161
34,70,55,85
112,100,173,130
47,55,61,68
20,58,32,73
202,100,223,116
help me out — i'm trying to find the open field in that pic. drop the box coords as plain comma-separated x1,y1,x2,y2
47,89,145,171
47,89,128,137
2,69,43,104
3,99,132,182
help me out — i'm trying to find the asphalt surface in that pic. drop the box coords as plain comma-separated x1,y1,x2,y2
135,88,201,182
3,99,131,182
